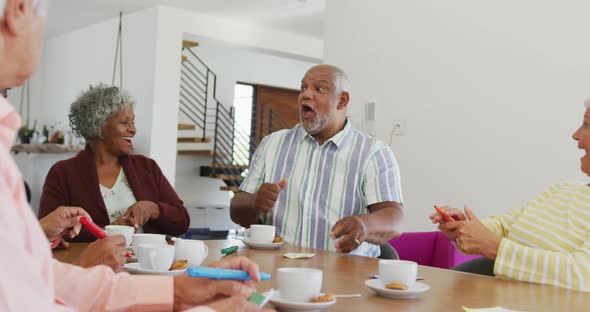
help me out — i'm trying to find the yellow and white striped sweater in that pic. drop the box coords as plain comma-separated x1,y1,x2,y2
482,181,590,292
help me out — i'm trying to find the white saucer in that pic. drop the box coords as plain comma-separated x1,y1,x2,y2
241,239,284,250
123,262,186,276
266,291,336,311
364,279,430,299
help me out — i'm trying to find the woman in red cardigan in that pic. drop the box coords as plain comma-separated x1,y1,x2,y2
39,84,190,242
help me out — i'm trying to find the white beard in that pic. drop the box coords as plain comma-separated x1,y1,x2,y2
301,110,331,134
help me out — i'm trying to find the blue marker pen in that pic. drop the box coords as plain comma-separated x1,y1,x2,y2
187,267,272,281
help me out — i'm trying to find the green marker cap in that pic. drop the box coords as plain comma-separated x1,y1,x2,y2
249,292,265,305
221,245,239,255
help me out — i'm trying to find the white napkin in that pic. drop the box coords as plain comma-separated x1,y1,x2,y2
282,252,316,259
463,307,523,312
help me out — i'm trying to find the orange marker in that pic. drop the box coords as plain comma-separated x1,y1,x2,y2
434,205,455,222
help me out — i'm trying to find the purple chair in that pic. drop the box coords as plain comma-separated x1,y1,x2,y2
388,231,481,269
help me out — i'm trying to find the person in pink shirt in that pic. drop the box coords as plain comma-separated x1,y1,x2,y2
0,0,272,311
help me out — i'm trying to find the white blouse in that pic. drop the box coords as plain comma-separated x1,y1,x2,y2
100,168,137,224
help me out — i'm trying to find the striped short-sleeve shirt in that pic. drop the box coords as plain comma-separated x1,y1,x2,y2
240,120,403,257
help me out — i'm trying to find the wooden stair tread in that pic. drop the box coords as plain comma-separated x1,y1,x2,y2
183,40,199,48
211,163,248,170
177,137,211,143
177,150,214,156
215,174,243,181
220,186,239,192
178,123,196,130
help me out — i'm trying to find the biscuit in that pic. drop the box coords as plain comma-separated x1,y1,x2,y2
272,236,283,243
385,282,408,290
310,293,335,303
169,259,188,271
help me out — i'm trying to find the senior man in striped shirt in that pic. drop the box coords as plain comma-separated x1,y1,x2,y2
230,64,404,257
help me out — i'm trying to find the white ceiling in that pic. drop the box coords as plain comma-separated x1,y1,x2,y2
46,0,326,39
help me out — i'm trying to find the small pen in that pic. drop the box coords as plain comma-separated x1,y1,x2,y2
187,267,272,281
434,205,455,222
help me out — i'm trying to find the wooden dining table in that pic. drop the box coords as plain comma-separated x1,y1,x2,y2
53,239,590,311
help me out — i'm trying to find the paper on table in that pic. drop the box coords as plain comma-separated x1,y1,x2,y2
282,252,316,259
463,307,523,312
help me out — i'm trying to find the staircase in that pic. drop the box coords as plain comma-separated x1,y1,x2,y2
178,41,294,192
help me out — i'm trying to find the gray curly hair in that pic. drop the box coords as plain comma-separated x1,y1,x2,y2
69,84,134,141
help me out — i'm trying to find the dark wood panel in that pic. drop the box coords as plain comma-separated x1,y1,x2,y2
253,85,300,144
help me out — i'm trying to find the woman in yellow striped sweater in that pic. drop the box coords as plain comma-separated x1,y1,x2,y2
430,103,590,292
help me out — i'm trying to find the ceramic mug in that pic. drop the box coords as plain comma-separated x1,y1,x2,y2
132,233,166,255
104,225,134,248
277,267,323,302
174,238,209,266
137,243,175,271
245,224,275,243
378,259,417,289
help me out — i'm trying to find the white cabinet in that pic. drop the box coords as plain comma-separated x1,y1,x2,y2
186,205,240,231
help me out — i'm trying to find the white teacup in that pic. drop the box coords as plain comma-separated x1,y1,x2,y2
379,260,418,289
132,233,166,255
104,225,134,248
137,243,175,271
277,267,322,302
174,238,209,266
245,224,275,243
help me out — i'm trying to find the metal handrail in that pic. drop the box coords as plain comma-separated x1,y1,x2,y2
179,101,205,125
251,103,292,142
181,64,207,87
179,93,205,115
185,48,214,74
184,61,208,83
180,75,207,98
179,49,294,190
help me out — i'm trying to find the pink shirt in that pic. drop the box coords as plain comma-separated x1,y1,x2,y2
0,97,213,312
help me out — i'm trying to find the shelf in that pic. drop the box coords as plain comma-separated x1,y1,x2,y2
12,144,85,154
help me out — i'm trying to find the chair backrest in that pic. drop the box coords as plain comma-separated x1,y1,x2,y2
432,231,481,268
378,243,399,260
388,231,481,269
388,232,438,265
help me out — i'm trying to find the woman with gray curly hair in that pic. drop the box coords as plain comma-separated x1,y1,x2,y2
38,84,190,243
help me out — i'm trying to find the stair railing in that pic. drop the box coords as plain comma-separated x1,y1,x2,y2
181,48,294,190
181,48,217,141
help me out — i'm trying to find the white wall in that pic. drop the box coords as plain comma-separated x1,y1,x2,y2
165,6,323,63
10,8,164,160
324,0,589,231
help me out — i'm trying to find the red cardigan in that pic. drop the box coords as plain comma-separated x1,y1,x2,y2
38,145,190,242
